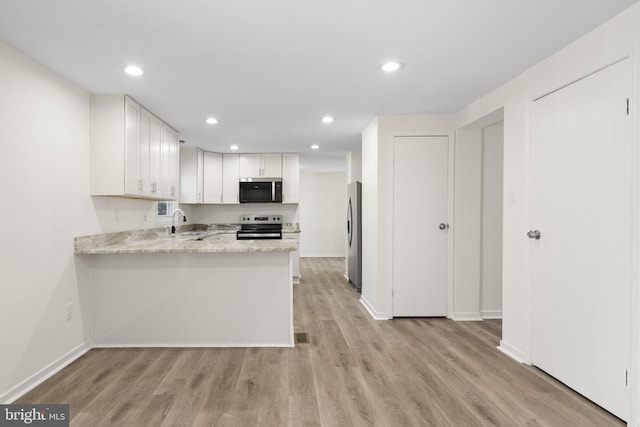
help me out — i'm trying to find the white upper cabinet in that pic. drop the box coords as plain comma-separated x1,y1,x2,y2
160,125,180,199
91,95,179,200
203,151,223,204
140,108,163,197
262,154,282,177
240,153,282,178
282,153,300,203
179,150,294,204
222,154,240,204
179,147,204,204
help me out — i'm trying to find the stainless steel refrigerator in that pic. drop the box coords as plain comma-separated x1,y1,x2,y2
347,181,362,292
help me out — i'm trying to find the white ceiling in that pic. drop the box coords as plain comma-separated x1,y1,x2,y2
0,0,637,172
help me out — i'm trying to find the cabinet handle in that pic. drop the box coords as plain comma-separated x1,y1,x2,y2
151,182,157,193
170,186,175,196
138,179,143,192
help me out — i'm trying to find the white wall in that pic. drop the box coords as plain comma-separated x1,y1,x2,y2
346,151,362,184
452,129,482,320
453,2,640,382
361,119,380,315
481,122,503,318
188,204,299,225
299,171,346,257
0,40,173,402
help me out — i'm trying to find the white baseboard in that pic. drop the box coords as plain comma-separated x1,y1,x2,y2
1,341,91,404
91,342,294,348
359,296,391,320
497,340,525,364
452,312,483,321
481,310,503,319
300,254,346,258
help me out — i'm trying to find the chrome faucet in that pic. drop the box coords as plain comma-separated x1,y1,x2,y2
171,208,187,234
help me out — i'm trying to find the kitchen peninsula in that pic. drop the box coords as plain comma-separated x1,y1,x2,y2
74,226,297,347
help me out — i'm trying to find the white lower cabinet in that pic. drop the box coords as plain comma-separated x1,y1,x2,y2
283,232,300,284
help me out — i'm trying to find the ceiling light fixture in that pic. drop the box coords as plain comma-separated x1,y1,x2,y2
321,116,334,124
380,61,404,72
311,144,320,150
124,65,144,76
205,117,218,125
230,145,239,150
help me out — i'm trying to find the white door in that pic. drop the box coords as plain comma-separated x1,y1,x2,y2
530,59,632,421
393,136,449,316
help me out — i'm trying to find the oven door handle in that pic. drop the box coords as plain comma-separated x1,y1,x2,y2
237,233,282,238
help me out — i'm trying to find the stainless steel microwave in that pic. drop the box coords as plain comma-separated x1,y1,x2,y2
239,178,283,203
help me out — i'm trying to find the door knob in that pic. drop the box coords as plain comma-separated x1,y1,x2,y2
439,223,449,230
527,230,541,240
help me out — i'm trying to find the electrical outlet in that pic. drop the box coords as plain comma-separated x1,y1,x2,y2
65,302,72,321
114,209,120,222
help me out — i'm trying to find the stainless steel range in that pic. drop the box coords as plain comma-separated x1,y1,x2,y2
237,215,283,240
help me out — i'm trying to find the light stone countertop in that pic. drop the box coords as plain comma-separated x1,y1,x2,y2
74,223,298,255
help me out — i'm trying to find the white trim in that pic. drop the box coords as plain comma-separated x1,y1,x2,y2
631,42,640,427
452,312,483,321
481,310,503,319
1,341,91,404
360,296,390,320
497,341,525,365
91,343,295,348
300,253,346,258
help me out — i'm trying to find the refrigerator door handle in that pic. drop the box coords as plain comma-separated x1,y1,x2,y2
347,199,353,247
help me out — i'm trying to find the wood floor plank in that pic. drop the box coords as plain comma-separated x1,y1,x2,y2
13,257,625,426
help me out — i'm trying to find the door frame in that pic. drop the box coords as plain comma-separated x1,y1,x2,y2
524,49,638,424
391,131,455,318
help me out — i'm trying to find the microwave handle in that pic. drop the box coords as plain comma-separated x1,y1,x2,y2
272,181,275,201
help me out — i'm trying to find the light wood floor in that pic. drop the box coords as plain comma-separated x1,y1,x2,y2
17,257,623,426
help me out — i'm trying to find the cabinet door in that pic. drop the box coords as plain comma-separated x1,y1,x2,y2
148,113,162,197
179,147,203,204
168,129,179,200
282,154,299,203
239,154,262,177
262,154,282,177
203,152,223,203
161,125,179,200
139,110,151,196
222,154,240,204
124,97,141,196
196,148,204,203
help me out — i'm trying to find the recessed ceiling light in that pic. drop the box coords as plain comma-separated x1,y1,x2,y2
205,117,218,125
311,144,320,150
380,61,404,72
230,145,239,150
321,116,334,124
124,65,144,76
